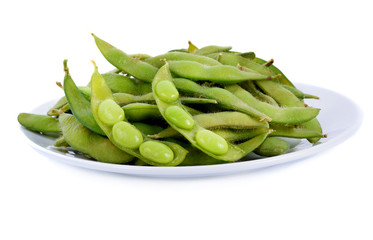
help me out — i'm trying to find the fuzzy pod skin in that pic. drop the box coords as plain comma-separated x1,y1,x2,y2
144,52,222,68
18,113,61,133
254,137,290,157
225,84,320,125
92,34,158,82
168,60,272,84
59,113,134,164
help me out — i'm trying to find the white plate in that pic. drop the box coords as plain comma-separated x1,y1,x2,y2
20,83,363,177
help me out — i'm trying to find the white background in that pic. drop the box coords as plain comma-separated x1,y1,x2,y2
1,0,372,239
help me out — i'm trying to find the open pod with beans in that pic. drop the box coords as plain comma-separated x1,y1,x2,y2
17,34,326,166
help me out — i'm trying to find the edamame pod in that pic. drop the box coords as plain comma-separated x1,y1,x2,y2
173,78,271,121
225,84,320,125
168,60,273,84
152,62,270,161
59,113,134,164
63,60,105,135
144,52,222,68
92,34,158,82
18,113,61,133
254,137,290,157
90,60,188,166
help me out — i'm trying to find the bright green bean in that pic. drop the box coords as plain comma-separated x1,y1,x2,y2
98,99,125,126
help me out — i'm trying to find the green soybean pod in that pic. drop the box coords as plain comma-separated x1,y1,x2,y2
59,113,134,164
18,113,61,133
92,33,158,82
254,80,323,143
152,62,270,162
269,123,326,139
281,85,319,100
254,137,290,157
101,73,140,94
173,78,271,121
225,84,320,125
243,81,279,106
90,60,188,166
149,111,268,139
194,45,232,55
63,60,105,135
168,60,273,84
253,57,295,88
212,53,323,143
144,52,222,68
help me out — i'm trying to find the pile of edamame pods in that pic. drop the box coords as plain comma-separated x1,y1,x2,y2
17,34,326,166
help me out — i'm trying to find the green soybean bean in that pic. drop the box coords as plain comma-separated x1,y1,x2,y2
152,62,270,161
196,129,228,155
92,33,158,82
194,45,232,55
90,60,188,166
63,60,105,135
144,52,222,68
225,84,320,125
164,106,195,130
139,141,174,164
155,80,179,102
254,137,290,157
18,113,61,133
59,113,134,164
112,121,143,149
168,60,273,84
173,78,271,121
98,99,125,126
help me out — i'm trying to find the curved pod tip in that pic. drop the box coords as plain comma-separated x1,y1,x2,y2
90,60,98,69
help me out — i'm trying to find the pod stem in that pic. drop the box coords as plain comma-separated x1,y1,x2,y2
264,59,274,67
56,81,64,90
